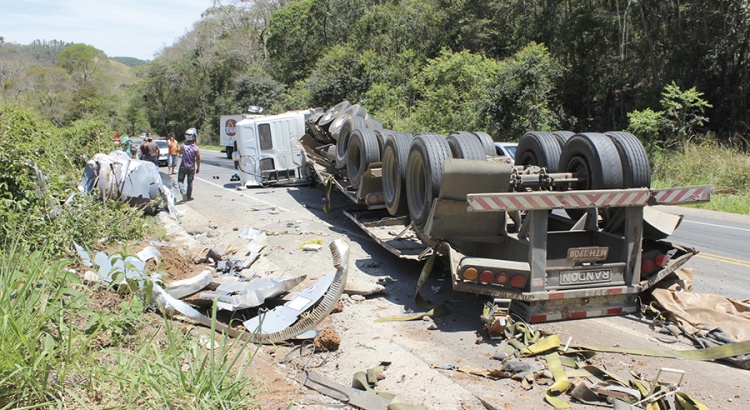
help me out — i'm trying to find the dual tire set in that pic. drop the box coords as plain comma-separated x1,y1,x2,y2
515,131,651,191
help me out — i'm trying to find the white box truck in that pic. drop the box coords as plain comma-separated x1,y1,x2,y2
232,110,314,187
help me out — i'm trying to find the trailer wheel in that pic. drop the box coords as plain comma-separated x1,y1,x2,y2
372,128,390,158
605,131,651,188
366,117,384,131
560,133,623,190
319,101,351,131
472,131,497,156
335,115,367,169
552,131,574,148
406,133,452,229
329,104,365,141
516,131,562,172
346,128,381,188
383,132,414,216
447,132,487,160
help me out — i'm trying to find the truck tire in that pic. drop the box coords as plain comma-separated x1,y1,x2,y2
559,133,623,190
552,131,574,148
605,131,651,188
406,133,452,229
516,131,562,172
383,132,414,216
472,131,497,156
346,128,381,188
319,101,351,130
335,116,367,169
447,132,486,160
372,128,390,158
366,118,384,131
559,133,623,221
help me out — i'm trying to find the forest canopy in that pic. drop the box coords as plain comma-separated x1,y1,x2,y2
2,0,748,148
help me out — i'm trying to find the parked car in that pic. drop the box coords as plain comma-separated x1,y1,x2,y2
494,142,518,165
155,139,169,166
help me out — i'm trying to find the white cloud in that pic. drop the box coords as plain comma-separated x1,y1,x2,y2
0,0,210,60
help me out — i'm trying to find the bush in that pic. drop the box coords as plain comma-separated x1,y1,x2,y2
0,104,149,256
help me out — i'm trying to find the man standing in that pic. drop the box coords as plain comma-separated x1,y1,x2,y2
143,133,160,168
178,128,201,201
167,133,179,174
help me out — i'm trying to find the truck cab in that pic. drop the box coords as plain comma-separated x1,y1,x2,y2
232,110,314,187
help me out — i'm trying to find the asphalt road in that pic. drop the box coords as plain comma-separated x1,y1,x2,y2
172,150,750,409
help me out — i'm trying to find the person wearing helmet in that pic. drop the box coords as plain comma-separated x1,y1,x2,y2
178,128,201,202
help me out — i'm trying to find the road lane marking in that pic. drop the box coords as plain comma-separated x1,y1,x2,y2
695,252,750,268
682,219,750,233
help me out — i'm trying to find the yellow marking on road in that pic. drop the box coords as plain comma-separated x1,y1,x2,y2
695,252,750,268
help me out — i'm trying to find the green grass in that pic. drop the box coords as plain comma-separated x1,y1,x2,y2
0,242,259,409
651,142,750,215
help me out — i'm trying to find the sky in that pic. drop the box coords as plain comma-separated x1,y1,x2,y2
0,0,211,60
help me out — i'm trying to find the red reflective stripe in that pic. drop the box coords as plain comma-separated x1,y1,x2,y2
607,288,623,295
541,195,558,208
531,315,547,322
548,292,565,300
607,307,623,315
570,311,587,319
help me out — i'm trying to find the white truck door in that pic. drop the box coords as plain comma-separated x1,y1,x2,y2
235,118,263,187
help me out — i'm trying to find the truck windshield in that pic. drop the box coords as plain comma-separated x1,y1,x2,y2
259,124,273,150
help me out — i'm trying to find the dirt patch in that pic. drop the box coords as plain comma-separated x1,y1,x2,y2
150,246,207,282
314,327,341,352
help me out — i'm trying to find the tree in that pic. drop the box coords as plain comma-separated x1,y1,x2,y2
482,42,562,139
56,44,107,83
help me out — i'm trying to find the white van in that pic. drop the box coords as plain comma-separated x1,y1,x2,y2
232,110,314,187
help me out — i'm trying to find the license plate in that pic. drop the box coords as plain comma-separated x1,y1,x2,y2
567,246,609,262
559,269,612,285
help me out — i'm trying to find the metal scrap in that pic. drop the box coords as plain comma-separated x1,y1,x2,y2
77,151,180,218
199,276,306,311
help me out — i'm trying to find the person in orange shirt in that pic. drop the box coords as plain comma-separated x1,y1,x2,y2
167,132,179,174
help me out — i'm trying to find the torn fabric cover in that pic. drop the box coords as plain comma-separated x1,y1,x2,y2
77,151,180,218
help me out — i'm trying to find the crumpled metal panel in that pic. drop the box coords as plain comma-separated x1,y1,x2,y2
200,275,306,311
243,271,336,334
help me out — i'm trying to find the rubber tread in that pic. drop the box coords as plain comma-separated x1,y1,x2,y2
605,131,651,188
406,133,452,229
372,128,390,158
383,131,415,216
552,131,574,148
472,131,497,156
447,133,487,160
516,131,563,172
346,128,381,188
559,133,624,190
335,115,367,169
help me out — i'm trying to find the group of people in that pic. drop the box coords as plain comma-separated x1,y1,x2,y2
119,128,201,202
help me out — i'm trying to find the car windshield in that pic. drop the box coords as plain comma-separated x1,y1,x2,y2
503,145,517,159
155,140,168,148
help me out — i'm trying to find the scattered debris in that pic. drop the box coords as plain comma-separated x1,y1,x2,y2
77,151,180,218
344,281,385,296
313,327,341,351
350,294,366,302
199,276,306,311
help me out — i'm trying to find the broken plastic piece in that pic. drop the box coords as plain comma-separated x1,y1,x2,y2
166,270,213,299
